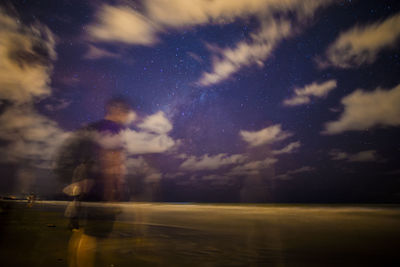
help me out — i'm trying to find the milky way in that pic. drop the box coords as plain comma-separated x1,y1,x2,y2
0,0,400,202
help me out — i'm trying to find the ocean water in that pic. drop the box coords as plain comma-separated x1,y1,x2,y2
1,201,399,266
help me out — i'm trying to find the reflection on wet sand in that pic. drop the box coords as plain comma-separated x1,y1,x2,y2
2,201,399,266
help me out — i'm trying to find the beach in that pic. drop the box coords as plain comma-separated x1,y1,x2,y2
1,201,399,266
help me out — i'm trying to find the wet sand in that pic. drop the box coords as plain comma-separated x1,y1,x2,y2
1,201,399,266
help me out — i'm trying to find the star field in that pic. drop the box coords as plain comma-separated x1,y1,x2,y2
0,0,400,202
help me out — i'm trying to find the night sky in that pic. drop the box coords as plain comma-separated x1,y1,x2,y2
1,0,400,202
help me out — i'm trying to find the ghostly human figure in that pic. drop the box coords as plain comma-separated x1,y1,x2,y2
56,98,136,267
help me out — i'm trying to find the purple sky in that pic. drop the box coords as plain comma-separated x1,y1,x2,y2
1,0,400,202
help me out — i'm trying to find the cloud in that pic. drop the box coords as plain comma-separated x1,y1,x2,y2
0,106,71,169
123,129,176,154
271,141,301,155
282,96,310,106
101,111,176,154
126,156,162,183
86,1,333,85
145,0,320,27
329,107,341,113
240,124,292,147
202,174,220,180
58,117,176,172
84,44,120,59
330,149,379,162
0,10,70,171
323,84,400,134
318,12,400,68
145,0,334,32
87,5,158,45
0,9,178,194
275,166,314,179
202,174,234,186
294,80,336,97
197,19,291,86
187,52,204,63
178,137,298,176
283,80,337,106
190,0,333,86
347,150,378,162
0,9,56,103
45,98,72,111
228,157,277,176
137,111,173,134
91,111,177,155
180,153,247,171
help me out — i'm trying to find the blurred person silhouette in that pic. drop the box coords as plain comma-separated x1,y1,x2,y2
56,97,136,267
26,192,37,207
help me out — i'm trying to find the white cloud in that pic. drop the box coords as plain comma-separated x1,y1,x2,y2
283,96,310,106
329,150,348,161
294,80,337,98
330,149,379,162
283,80,337,106
319,12,400,68
123,129,176,154
126,156,162,183
272,141,301,155
275,166,314,179
240,124,292,147
72,111,176,155
0,9,178,194
0,106,71,169
180,153,247,171
177,137,298,177
95,111,176,155
0,9,176,171
86,1,333,85
196,19,291,86
190,0,333,86
145,0,333,30
145,0,310,27
87,5,158,45
138,111,172,134
0,9,56,103
347,150,378,162
84,44,120,59
323,84,400,134
228,157,277,176
0,10,70,171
